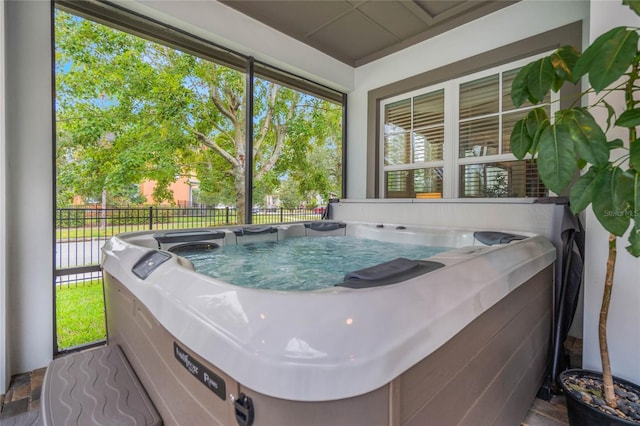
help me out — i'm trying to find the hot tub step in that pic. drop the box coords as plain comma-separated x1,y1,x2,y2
40,345,162,426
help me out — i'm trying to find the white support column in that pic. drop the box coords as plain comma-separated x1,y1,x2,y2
5,0,54,378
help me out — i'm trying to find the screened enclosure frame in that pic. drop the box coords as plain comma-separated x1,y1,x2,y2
55,0,347,224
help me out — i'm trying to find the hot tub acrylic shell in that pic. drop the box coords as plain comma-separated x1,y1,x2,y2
101,221,556,426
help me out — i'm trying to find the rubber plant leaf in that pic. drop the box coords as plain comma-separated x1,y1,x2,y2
536,123,576,194
590,27,638,92
558,108,609,167
577,158,588,170
573,27,630,84
617,170,640,256
569,166,599,214
631,137,640,171
510,118,532,159
550,45,581,83
623,0,640,17
593,166,630,237
621,169,640,219
615,169,636,218
609,139,625,150
527,57,555,102
602,99,616,131
511,62,535,108
616,108,640,128
551,73,565,93
526,107,549,154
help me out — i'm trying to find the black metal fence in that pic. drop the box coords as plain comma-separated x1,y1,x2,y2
55,205,324,287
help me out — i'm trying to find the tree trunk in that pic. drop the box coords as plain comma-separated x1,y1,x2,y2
101,188,107,229
600,233,617,408
233,166,246,224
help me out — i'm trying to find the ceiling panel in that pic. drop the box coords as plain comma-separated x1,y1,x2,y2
358,1,428,40
414,0,466,16
310,9,400,60
219,0,518,67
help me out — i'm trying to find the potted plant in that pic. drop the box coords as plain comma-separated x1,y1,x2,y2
509,2,640,424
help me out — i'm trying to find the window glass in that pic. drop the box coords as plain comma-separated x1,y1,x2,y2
413,90,444,163
55,5,344,225
383,89,444,169
384,133,411,166
413,126,444,163
251,73,343,217
55,10,250,214
385,99,411,132
385,168,443,198
459,74,499,119
458,116,500,158
413,91,445,128
459,160,544,198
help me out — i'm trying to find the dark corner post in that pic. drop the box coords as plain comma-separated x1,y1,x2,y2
244,57,255,224
341,92,347,199
50,0,58,356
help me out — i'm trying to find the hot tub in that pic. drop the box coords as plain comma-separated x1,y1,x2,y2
101,221,556,426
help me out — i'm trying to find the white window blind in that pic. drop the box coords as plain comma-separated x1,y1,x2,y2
380,54,556,199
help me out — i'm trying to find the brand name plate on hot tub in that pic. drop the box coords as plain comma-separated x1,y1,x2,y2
174,342,226,400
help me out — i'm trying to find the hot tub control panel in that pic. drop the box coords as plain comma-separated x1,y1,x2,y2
131,250,171,280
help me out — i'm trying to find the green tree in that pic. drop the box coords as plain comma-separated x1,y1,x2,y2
55,11,342,221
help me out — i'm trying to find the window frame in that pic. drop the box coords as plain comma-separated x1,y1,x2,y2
366,21,582,199
379,53,559,199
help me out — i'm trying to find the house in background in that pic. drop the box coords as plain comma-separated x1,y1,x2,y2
2,0,639,401
69,177,198,207
140,177,199,207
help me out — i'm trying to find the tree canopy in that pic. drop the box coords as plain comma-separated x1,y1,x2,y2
55,10,342,220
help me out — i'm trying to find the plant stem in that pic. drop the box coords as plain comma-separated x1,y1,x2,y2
600,232,617,408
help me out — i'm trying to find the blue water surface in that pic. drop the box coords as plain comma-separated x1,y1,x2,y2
179,236,452,291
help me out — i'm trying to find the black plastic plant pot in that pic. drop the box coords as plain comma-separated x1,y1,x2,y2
560,369,640,425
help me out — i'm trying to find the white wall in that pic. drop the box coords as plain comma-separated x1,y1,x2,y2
347,0,590,198
4,0,54,385
582,1,640,385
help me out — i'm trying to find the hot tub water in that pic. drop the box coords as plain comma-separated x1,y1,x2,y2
179,236,452,291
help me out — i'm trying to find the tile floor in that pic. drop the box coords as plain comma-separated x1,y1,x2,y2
0,368,45,426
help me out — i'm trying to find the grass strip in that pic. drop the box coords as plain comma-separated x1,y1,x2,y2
56,280,106,349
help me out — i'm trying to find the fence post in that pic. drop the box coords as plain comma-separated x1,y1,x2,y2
149,206,153,230
280,208,284,223
225,207,229,225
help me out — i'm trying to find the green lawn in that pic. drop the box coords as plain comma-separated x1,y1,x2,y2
56,281,106,349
